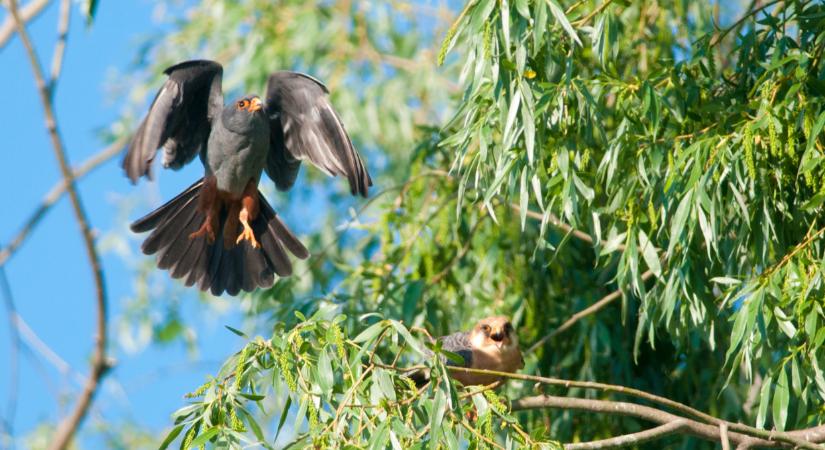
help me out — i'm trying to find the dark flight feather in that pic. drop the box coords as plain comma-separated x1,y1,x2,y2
123,60,223,183
264,71,372,197
130,178,308,295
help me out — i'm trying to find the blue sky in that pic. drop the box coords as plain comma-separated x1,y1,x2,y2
0,1,250,446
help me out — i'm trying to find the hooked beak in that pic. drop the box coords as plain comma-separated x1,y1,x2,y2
248,97,263,112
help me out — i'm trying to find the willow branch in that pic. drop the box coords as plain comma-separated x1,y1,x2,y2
7,2,110,450
0,268,19,443
511,395,784,448
0,136,126,267
527,269,654,354
441,367,825,449
0,0,47,49
565,420,688,450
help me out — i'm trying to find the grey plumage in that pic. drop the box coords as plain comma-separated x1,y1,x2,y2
124,59,371,295
438,331,474,368
206,101,270,194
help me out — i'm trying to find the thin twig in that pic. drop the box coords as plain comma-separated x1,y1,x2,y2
0,268,19,448
565,420,688,450
572,0,615,27
721,422,731,450
47,0,69,92
527,269,654,354
7,2,110,450
512,395,783,448
429,215,486,284
0,0,48,49
0,136,127,267
436,367,824,450
709,0,783,47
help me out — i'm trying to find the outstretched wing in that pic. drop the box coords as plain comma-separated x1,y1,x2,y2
123,60,224,183
264,71,372,197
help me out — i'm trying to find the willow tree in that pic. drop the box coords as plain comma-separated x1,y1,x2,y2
126,0,825,448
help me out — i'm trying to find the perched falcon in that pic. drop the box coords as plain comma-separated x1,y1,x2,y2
124,60,371,296
412,316,524,387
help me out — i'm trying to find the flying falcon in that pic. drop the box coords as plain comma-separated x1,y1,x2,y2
124,60,371,296
412,316,524,387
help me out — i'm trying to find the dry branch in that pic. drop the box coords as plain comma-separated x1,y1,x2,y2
7,1,110,449
0,0,48,48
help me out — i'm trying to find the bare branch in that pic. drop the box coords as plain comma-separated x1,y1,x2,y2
512,395,782,448
47,0,68,90
510,204,607,250
721,423,731,450
0,0,48,49
0,268,19,444
565,420,687,450
0,136,126,267
6,2,110,450
438,367,825,449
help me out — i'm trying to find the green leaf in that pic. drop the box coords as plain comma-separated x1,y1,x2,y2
317,349,334,397
756,374,772,429
86,0,99,24
353,321,388,344
545,0,581,46
773,367,789,431
274,396,292,443
805,110,825,154
637,229,661,277
158,424,185,450
225,325,247,338
188,426,219,448
390,320,425,355
402,281,425,325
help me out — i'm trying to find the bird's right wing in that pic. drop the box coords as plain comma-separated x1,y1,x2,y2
264,71,372,196
123,60,224,183
439,332,474,368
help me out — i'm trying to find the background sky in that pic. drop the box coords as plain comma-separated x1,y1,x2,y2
0,1,253,447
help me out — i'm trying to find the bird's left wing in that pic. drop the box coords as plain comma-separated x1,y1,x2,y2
123,60,224,183
264,71,372,197
439,331,474,368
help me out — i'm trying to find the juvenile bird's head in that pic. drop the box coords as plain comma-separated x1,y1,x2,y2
223,95,266,133
469,316,519,354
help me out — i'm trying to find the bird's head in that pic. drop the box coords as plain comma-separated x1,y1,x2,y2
223,95,266,133
469,316,518,353
235,96,264,113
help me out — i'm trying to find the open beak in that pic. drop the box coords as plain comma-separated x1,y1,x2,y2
248,97,263,112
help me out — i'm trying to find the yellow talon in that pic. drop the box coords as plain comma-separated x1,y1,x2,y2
236,223,260,248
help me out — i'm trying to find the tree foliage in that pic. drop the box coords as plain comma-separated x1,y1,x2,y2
120,0,825,447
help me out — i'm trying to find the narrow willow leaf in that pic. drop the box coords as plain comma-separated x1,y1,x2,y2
637,229,661,277
773,367,789,431
519,168,528,230
502,89,522,149
158,424,185,450
86,0,99,24
317,349,334,397
353,321,387,344
756,374,772,429
791,356,802,395
225,325,247,338
545,0,581,46
390,320,425,355
188,426,220,448
273,396,292,443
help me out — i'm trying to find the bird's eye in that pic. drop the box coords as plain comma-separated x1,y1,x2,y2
237,100,248,109
504,323,513,332
481,324,491,334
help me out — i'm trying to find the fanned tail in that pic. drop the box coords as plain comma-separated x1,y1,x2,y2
130,178,309,296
